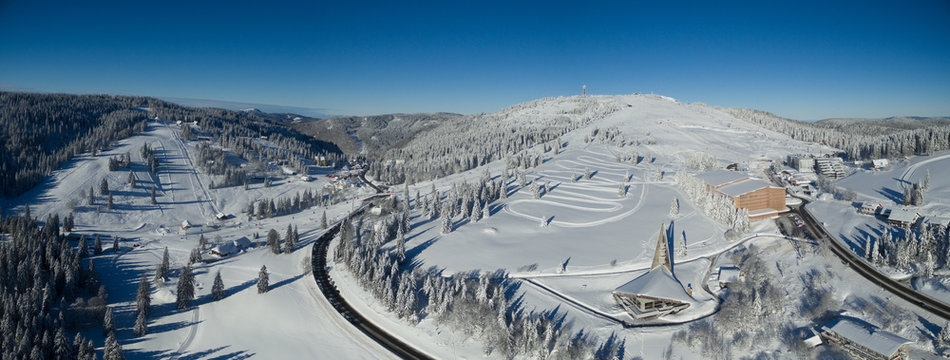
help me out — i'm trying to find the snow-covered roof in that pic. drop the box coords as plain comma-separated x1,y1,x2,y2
211,237,252,257
717,179,779,197
696,170,749,188
859,202,879,210
614,267,693,303
181,220,192,228
888,208,919,223
211,242,238,256
718,267,740,283
821,318,911,357
233,237,252,248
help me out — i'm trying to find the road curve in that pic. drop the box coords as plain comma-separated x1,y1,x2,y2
793,199,950,320
311,172,432,360
310,213,434,360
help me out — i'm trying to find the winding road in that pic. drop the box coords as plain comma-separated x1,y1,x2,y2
766,166,950,321
310,174,433,359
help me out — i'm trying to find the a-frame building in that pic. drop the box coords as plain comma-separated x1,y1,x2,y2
612,224,693,319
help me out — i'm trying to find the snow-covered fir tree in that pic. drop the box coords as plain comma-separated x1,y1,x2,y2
136,273,150,317
133,310,148,337
212,270,225,301
103,328,125,360
257,265,270,294
176,265,195,309
94,234,103,254
267,228,280,254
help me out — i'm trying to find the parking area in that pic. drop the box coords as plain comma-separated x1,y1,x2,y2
776,212,808,239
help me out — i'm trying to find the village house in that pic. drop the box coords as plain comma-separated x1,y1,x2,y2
887,208,919,227
819,317,911,360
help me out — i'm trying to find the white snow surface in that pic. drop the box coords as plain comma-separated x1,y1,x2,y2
3,94,946,359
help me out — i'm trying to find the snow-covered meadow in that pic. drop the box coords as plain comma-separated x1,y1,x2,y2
3,93,947,359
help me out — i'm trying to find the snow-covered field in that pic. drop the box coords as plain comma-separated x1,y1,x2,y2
3,93,947,359
3,119,390,359
837,150,950,216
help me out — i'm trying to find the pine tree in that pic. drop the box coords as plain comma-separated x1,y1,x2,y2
53,327,70,359
471,196,483,222
441,207,453,234
257,265,269,294
189,247,201,264
79,235,89,258
396,226,407,262
669,198,679,217
88,185,95,205
321,210,328,229
128,171,136,188
212,270,225,301
107,193,114,210
925,169,931,191
133,310,147,337
103,331,125,360
136,273,150,316
150,185,157,204
94,234,103,255
155,247,170,282
100,178,109,196
112,236,119,252
284,224,295,254
103,307,115,335
267,229,280,254
938,322,950,348
176,265,194,309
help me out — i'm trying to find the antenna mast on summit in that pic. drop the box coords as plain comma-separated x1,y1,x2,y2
582,85,587,96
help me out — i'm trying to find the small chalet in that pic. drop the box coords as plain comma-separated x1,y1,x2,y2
210,237,252,257
180,220,192,230
887,208,919,227
858,202,881,216
612,225,693,319
871,159,889,170
820,317,911,360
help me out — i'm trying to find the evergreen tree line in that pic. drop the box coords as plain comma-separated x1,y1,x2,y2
0,211,121,359
726,108,950,161
865,224,950,276
247,188,346,220
333,210,611,359
365,96,623,186
0,92,151,197
145,99,343,174
194,143,247,188
674,172,751,235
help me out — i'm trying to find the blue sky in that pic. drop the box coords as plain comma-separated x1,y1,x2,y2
1,1,948,120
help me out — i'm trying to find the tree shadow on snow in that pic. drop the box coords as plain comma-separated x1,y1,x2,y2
269,273,305,291
406,237,439,264
877,187,904,204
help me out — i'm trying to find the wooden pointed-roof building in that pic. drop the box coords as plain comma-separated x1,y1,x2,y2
612,224,693,319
